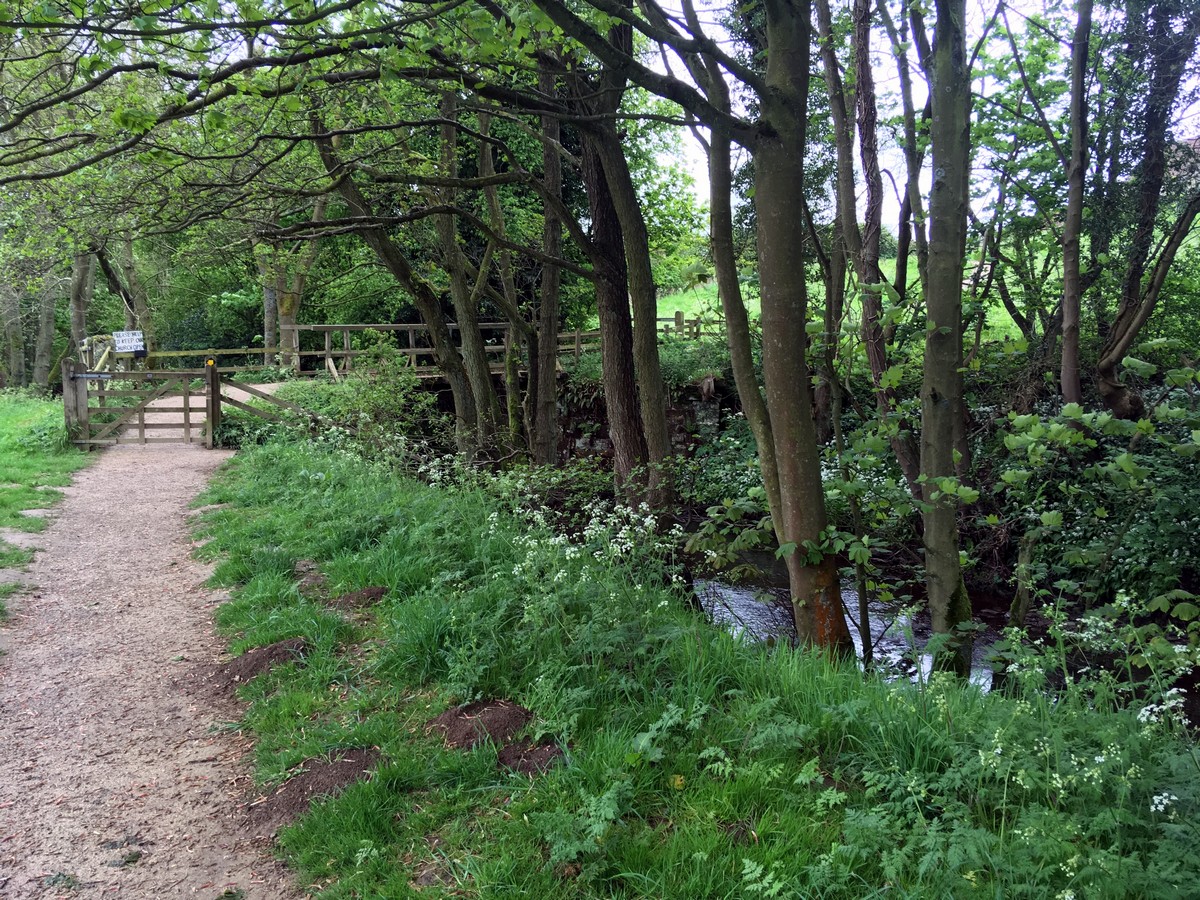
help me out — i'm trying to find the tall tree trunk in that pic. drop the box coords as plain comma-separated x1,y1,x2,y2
756,0,852,653
566,7,670,497
32,277,59,391
476,111,531,449
816,0,921,497
591,128,673,500
879,0,931,299
817,217,848,447
254,242,279,366
119,237,153,351
278,285,301,370
1060,0,1093,406
1095,3,1200,416
921,0,974,675
581,137,647,487
68,252,95,354
674,0,786,534
95,247,137,348
262,281,279,366
439,91,501,444
534,68,563,466
708,122,782,531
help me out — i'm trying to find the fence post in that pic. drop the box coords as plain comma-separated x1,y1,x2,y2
574,328,582,361
674,310,684,334
61,358,87,446
342,327,352,372
205,358,221,450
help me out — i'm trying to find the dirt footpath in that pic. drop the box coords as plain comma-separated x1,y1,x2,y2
0,444,299,899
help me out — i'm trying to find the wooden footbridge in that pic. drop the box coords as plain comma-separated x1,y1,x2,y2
63,312,716,449
116,313,711,379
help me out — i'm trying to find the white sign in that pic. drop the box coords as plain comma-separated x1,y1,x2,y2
112,330,145,352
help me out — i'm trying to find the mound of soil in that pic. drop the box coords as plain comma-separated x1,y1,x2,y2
497,739,563,775
426,700,531,750
249,747,381,832
327,585,388,611
210,638,308,694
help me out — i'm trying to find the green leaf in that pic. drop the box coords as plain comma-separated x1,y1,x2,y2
793,757,822,787
1122,356,1157,378
880,365,904,390
1061,402,1084,419
1039,510,1063,528
1171,602,1200,622
775,542,797,559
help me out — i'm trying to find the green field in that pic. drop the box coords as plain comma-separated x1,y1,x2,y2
657,267,1024,342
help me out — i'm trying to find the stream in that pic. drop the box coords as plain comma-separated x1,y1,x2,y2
696,579,1004,688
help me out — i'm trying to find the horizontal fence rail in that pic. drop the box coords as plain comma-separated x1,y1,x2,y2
61,360,209,448
80,311,720,379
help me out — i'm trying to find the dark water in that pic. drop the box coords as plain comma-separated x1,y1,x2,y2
695,579,1001,688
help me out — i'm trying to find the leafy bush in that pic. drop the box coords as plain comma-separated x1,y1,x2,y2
998,400,1200,603
213,343,456,459
282,343,449,440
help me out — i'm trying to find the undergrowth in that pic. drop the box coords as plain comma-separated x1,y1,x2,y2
194,441,1199,899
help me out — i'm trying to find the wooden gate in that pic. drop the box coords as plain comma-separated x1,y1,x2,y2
62,359,324,450
61,359,210,449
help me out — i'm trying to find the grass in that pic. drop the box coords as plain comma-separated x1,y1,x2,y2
193,440,1199,899
0,581,19,619
0,391,87,534
0,391,88,619
655,262,1025,342
658,281,729,321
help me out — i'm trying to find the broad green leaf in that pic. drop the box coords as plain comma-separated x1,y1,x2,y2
1171,602,1200,622
1039,510,1063,528
1122,356,1157,378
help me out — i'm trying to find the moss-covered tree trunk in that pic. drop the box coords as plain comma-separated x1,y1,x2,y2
68,252,94,351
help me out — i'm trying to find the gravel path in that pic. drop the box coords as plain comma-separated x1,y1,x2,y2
0,441,299,899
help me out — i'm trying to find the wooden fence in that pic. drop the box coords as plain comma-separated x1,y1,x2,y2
61,359,210,448
279,310,717,377
62,359,329,450
82,310,718,378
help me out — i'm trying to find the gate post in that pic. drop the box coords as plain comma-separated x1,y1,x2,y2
61,358,89,447
205,358,221,449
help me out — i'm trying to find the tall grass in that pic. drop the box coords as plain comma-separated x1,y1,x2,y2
195,442,1198,899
